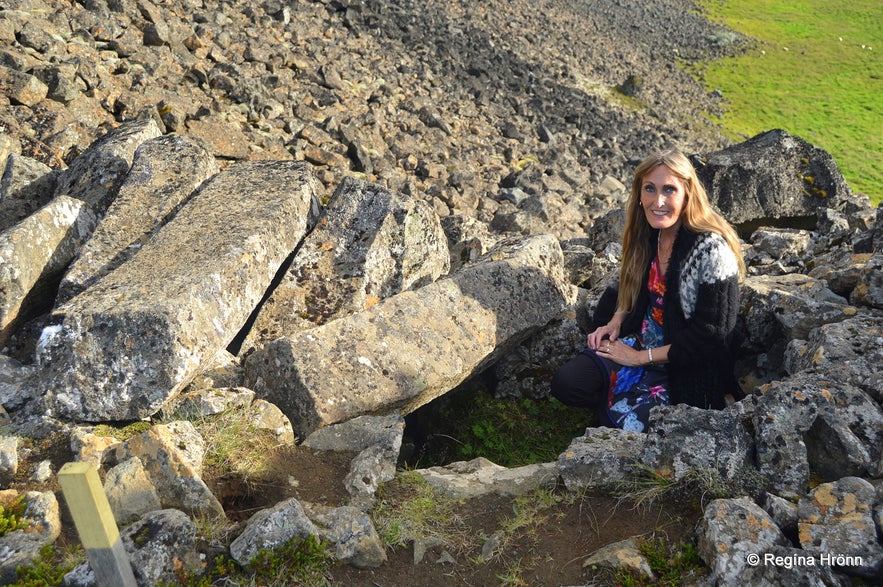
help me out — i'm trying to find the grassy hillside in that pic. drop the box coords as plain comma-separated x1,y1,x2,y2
696,0,882,203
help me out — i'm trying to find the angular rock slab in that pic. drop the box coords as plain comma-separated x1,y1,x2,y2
696,129,852,227
740,274,855,352
242,176,449,353
0,195,97,345
0,154,56,233
245,234,574,438
783,315,883,402
57,134,219,304
415,457,559,498
38,160,321,421
851,251,883,310
53,119,162,212
642,403,754,483
105,421,223,519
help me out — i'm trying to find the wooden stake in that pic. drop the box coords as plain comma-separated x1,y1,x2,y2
58,462,137,587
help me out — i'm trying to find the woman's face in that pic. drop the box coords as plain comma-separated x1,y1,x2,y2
639,164,687,234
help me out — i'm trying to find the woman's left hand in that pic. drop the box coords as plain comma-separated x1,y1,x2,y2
596,339,643,367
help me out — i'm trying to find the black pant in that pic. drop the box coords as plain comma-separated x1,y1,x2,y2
550,350,607,408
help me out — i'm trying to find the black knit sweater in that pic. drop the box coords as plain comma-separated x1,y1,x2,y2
593,227,742,409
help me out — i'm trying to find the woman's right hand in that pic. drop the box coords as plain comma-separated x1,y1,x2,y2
587,321,621,350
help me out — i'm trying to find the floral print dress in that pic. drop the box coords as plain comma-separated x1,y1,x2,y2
603,255,670,431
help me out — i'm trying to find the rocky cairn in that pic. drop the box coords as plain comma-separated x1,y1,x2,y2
0,0,881,585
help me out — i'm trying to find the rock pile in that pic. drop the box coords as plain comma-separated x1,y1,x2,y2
0,0,881,585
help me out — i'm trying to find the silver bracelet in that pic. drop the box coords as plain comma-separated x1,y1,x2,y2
647,347,654,366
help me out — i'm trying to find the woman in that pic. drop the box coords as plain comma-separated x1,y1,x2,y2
551,148,745,431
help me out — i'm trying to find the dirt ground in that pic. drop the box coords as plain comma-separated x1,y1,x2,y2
206,443,704,587
33,423,702,586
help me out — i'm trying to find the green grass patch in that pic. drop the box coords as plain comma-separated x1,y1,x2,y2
415,393,593,468
612,537,707,586
695,0,882,203
163,535,334,587
373,471,474,552
10,543,84,587
0,494,28,537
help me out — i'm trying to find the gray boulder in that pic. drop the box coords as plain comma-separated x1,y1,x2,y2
64,509,200,587
0,154,56,232
740,545,846,586
642,403,754,483
851,251,883,310
301,503,387,569
0,196,97,345
698,496,789,585
53,120,162,213
229,497,319,566
783,315,883,402
557,427,645,491
696,129,852,228
798,477,883,579
0,491,61,585
104,421,224,519
739,274,854,355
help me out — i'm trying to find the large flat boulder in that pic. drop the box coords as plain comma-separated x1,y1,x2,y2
244,234,575,439
37,160,321,421
57,134,219,304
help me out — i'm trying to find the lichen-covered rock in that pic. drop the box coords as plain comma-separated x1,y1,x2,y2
64,509,201,587
698,496,788,585
782,315,883,402
302,503,387,568
0,154,57,232
745,227,811,276
740,274,855,353
696,129,852,227
0,195,98,345
38,160,321,421
798,477,883,579
850,252,883,310
753,375,883,498
807,246,872,298
642,403,754,483
53,120,162,212
557,427,645,491
229,497,319,566
739,545,846,586
0,491,61,585
106,422,224,519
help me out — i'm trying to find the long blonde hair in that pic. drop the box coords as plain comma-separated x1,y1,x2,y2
617,148,745,314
